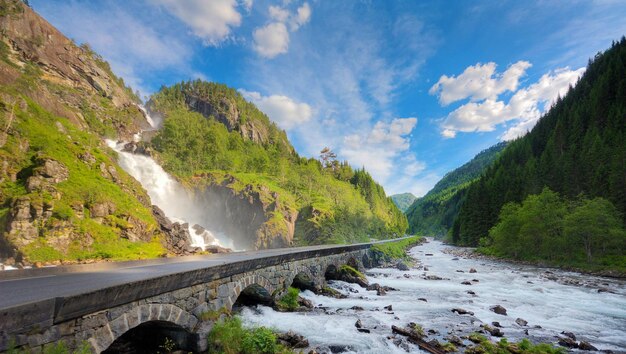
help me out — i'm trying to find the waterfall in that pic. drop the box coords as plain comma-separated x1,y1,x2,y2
106,107,233,250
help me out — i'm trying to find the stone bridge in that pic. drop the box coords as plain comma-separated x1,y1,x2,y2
0,240,397,353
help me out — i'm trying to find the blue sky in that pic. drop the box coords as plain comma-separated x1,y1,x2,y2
32,0,626,196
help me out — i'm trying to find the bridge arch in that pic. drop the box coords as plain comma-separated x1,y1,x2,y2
229,274,276,310
286,267,319,292
89,304,197,353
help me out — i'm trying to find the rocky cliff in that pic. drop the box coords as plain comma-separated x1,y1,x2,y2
0,0,169,266
190,173,298,250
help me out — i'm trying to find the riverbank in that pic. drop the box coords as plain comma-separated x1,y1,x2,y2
239,239,626,353
443,246,626,279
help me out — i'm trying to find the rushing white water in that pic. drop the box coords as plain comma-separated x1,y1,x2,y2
240,240,626,353
106,108,234,250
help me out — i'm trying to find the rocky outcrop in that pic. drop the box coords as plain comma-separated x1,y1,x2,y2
189,174,298,250
152,206,196,255
0,0,146,139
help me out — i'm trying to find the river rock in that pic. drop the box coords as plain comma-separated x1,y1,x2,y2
515,318,528,326
350,306,364,311
469,268,477,273
578,341,598,351
451,308,474,316
445,335,463,347
384,305,393,311
491,321,502,328
278,331,309,348
396,261,410,271
355,319,363,328
486,326,503,337
418,298,427,302
461,281,472,285
357,328,370,333
425,275,446,280
467,290,476,295
490,305,507,316
558,336,579,348
561,331,576,340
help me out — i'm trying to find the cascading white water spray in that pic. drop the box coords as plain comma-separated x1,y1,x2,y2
106,106,234,250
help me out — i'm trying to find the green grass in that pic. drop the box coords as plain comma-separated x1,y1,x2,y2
370,235,422,261
276,287,299,311
466,333,565,354
208,317,294,354
0,80,165,263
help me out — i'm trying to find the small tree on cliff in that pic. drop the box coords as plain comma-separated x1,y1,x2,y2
320,147,338,171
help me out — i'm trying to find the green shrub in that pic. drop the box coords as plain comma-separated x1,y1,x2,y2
276,287,299,311
208,317,294,354
370,236,421,261
241,327,279,354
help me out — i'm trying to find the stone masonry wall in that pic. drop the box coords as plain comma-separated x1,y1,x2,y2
4,249,368,353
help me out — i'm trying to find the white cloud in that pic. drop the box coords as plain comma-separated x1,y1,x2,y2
341,118,420,186
152,0,242,45
290,3,311,31
241,0,253,12
438,66,585,140
253,22,290,58
239,89,312,130
430,61,532,105
269,6,289,22
252,2,311,58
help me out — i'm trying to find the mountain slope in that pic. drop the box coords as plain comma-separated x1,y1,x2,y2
390,193,417,212
452,38,626,247
406,142,507,236
145,80,407,247
0,0,167,265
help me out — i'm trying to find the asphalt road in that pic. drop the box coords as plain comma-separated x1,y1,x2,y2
0,243,365,310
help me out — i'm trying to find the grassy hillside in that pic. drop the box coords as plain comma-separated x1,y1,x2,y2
0,0,166,264
406,142,507,237
147,80,408,245
390,193,416,212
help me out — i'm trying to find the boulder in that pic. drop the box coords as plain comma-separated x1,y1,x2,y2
491,322,502,328
486,326,503,337
560,331,576,341
469,268,477,273
396,260,410,271
451,308,474,316
558,336,578,348
515,318,528,326
489,305,507,316
278,331,309,349
355,319,363,328
444,335,463,347
578,341,597,351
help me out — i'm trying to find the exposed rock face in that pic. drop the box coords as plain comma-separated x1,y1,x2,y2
152,206,196,255
183,95,271,145
189,175,298,250
0,0,145,139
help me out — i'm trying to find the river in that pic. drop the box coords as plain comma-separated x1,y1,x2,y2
239,239,626,353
